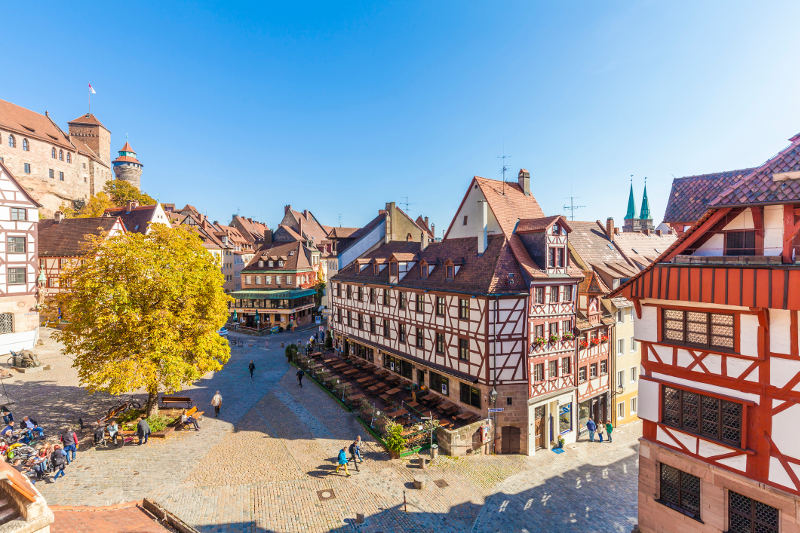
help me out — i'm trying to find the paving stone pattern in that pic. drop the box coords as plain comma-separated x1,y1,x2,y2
11,328,640,532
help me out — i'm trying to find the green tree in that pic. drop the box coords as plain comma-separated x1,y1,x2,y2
54,225,231,415
103,180,157,206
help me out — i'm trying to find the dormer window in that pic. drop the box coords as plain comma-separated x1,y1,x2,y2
268,260,274,267
420,260,428,279
278,260,284,267
446,265,455,280
725,230,756,256
288,250,295,256
390,261,398,277
552,223,560,235
548,247,565,268
359,263,369,272
258,260,264,268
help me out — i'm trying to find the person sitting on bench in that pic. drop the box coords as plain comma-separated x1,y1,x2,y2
22,417,44,440
180,410,200,431
107,420,119,444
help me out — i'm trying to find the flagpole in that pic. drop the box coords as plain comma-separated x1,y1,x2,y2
88,84,91,114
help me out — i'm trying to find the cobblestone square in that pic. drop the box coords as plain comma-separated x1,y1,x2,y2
8,328,640,532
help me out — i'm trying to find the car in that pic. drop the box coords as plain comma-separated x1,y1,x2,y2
218,327,229,336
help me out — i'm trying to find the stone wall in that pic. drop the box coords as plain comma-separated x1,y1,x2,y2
435,418,492,456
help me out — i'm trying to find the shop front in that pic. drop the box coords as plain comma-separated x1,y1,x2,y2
578,391,609,433
527,389,577,455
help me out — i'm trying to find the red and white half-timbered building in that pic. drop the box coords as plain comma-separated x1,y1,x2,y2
331,170,583,455
612,133,800,533
0,161,40,354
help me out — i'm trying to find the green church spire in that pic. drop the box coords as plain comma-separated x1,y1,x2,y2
625,178,636,220
639,178,652,220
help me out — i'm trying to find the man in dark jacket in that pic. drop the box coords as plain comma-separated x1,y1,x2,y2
586,418,597,442
51,445,67,480
248,360,256,381
296,369,304,388
136,417,151,445
60,428,78,463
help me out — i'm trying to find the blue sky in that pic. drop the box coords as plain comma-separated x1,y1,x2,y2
3,2,799,234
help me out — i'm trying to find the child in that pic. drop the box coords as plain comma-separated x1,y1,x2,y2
335,448,350,476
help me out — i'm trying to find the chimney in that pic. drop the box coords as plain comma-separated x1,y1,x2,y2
656,229,662,236
431,223,435,240
606,217,615,242
613,227,620,235
478,200,488,254
518,169,531,196
424,216,429,228
384,203,394,244
54,210,64,223
126,200,139,213
421,231,429,251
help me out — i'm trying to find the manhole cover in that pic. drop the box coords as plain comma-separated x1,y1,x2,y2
317,489,336,501
434,479,448,488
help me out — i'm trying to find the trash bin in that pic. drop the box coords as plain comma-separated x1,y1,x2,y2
430,443,439,459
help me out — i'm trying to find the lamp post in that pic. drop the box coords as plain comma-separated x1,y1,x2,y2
489,386,498,454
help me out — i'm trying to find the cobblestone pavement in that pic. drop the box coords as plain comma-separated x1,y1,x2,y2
13,328,640,532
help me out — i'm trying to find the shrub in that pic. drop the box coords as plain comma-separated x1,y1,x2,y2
325,331,333,349
146,414,170,433
285,343,298,362
384,421,407,455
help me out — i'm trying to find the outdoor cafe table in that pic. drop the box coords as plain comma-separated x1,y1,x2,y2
440,402,460,415
454,411,475,422
348,393,366,402
384,387,403,396
343,368,360,376
356,376,374,384
386,407,408,418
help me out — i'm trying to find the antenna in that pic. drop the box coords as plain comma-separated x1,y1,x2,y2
497,148,511,196
563,195,586,221
401,196,413,213
338,213,342,227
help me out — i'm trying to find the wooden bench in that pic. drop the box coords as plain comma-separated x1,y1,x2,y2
160,396,192,408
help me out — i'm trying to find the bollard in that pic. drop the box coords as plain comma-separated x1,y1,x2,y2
356,513,365,524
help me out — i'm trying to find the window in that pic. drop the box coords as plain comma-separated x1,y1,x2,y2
534,324,544,339
446,264,454,279
548,360,558,379
335,283,340,297
618,339,625,355
357,314,363,330
23,163,30,174
459,383,481,408
10,208,26,222
600,360,607,375
589,363,598,378
398,292,406,310
458,298,469,319
8,135,15,148
255,275,262,285
369,316,376,334
7,237,25,253
533,363,544,382
617,309,625,322
22,138,29,151
559,403,572,433
617,370,624,388
562,319,571,333
416,293,424,312
336,308,342,323
346,285,352,299
662,386,742,447
563,285,572,302
49,169,55,179
550,286,559,302
67,152,71,163
435,296,445,316
617,402,625,419
725,230,756,256
662,309,734,350
357,286,363,301
658,464,701,521
458,338,469,360
549,322,559,337
429,372,449,396
630,367,638,383
383,319,390,338
369,287,375,303
534,287,544,304
276,275,283,285
383,289,389,306
59,171,64,181
728,490,778,533
7,268,25,285
416,327,424,348
561,356,571,375
398,323,406,343
0,313,12,334
631,397,637,414
435,332,445,354
462,215,468,225
59,149,64,161
578,367,587,383
631,338,637,352
52,147,56,158
346,311,352,327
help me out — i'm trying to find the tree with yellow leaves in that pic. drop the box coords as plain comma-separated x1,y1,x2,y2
54,225,231,415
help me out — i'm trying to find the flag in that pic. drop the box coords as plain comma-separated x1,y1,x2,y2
88,83,96,94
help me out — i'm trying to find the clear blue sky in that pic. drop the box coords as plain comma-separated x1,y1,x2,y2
3,2,799,234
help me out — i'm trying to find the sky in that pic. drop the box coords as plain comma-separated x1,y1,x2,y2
3,1,800,235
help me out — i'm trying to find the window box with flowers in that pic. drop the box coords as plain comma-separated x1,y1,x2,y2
600,334,608,343
561,332,574,342
533,337,546,348
590,337,601,346
579,339,589,349
548,334,560,345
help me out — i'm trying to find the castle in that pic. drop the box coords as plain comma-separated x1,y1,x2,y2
0,98,142,215
622,179,654,232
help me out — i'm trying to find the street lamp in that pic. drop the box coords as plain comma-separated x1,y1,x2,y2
489,387,498,454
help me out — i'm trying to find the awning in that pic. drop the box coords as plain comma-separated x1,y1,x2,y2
230,288,316,300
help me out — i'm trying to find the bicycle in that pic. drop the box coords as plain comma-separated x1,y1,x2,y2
106,396,142,418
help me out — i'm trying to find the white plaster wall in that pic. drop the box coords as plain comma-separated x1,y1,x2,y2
764,204,784,256
634,305,657,342
772,402,800,460
694,234,724,256
722,210,754,231
771,358,800,389
445,182,501,239
769,457,795,489
637,379,659,422
716,454,747,471
740,314,759,357
770,309,792,355
651,372,760,403
0,329,37,355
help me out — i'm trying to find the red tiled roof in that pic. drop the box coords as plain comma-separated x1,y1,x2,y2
68,113,107,130
230,215,270,243
663,168,755,224
516,215,570,233
104,205,158,234
472,177,545,235
39,216,121,256
244,241,316,272
120,141,135,152
711,134,800,207
112,155,141,164
0,98,73,150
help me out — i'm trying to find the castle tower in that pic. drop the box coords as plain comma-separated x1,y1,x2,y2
67,113,111,166
638,179,654,231
112,141,143,190
623,180,637,232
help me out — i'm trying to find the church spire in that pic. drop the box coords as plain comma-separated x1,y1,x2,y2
625,177,636,220
639,178,652,220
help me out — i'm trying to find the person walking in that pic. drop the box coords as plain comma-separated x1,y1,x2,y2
296,369,304,388
60,428,78,463
335,448,350,476
597,423,605,442
248,360,256,381
605,421,614,443
352,435,363,463
136,417,151,445
211,391,223,417
348,440,360,472
51,445,67,480
586,417,597,442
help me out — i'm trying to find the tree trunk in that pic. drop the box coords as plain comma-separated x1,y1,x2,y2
145,388,159,418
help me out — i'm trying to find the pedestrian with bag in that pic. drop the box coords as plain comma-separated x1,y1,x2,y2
296,369,304,388
50,445,67,480
60,428,78,463
348,440,360,472
605,420,614,443
211,391,223,417
335,448,350,476
586,417,597,442
136,417,151,445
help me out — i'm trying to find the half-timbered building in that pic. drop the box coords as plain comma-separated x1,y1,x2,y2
0,161,40,354
331,169,583,455
611,133,800,533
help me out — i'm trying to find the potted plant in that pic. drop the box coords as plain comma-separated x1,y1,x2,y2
600,334,608,343
384,421,407,459
579,339,589,349
591,337,600,346
533,336,546,348
548,334,559,344
561,332,574,341
557,435,565,448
